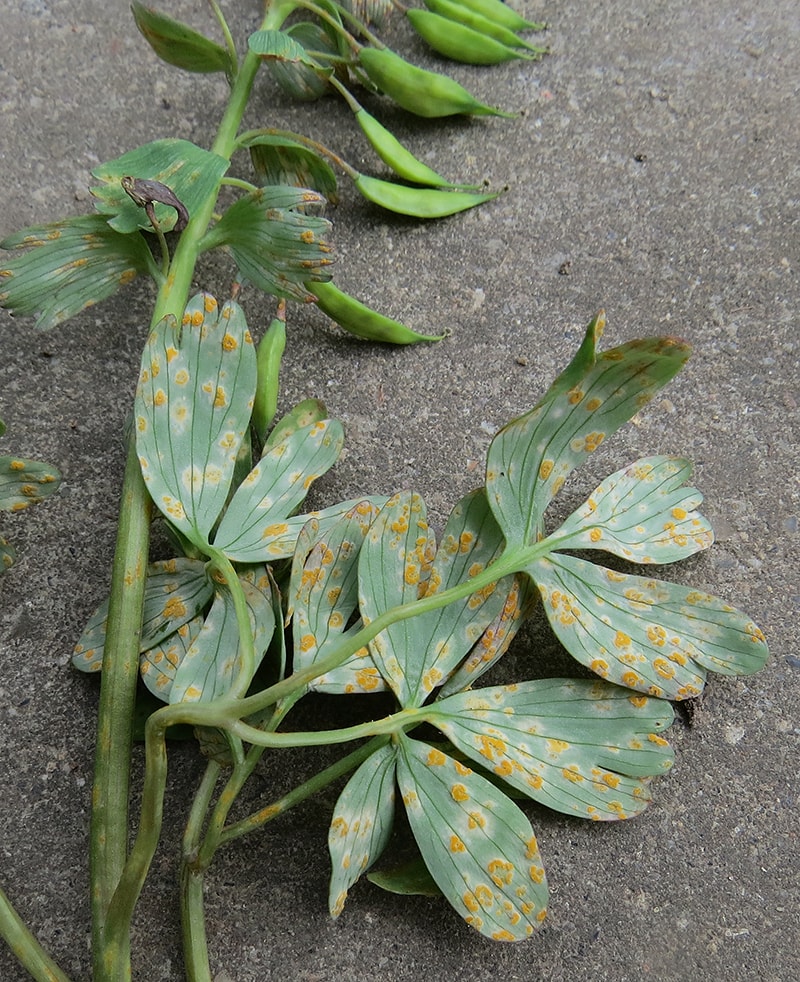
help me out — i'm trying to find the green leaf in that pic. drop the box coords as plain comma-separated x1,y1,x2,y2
134,293,257,550
396,734,548,940
248,29,325,66
265,397,328,452
262,23,338,101
91,139,229,233
431,679,674,821
553,455,714,564
241,133,338,203
353,174,499,218
170,578,275,704
212,419,346,562
0,455,60,510
72,558,214,673
131,2,233,75
528,552,769,698
486,315,691,547
367,857,441,897
139,614,204,700
200,186,333,302
292,500,387,693
328,743,397,916
0,214,153,330
357,492,437,701
439,573,535,697
338,0,393,28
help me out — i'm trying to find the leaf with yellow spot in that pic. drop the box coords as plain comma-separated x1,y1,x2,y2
553,456,714,564
357,491,437,701
263,398,329,454
135,293,257,550
170,578,275,704
486,314,691,548
292,500,388,693
328,742,397,917
212,418,346,562
396,734,548,940
242,132,338,203
72,558,214,673
430,679,674,820
363,489,512,707
439,573,536,698
91,138,228,233
199,185,333,302
527,553,768,698
0,455,60,512
139,614,204,701
0,213,153,330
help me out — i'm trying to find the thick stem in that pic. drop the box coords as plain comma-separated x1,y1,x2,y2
90,438,152,982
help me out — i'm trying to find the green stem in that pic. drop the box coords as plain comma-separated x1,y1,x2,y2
231,704,428,748
90,438,152,982
206,548,256,699
206,0,239,78
0,884,73,982
220,735,390,845
180,762,222,982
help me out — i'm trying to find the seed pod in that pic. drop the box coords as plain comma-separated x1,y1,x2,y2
457,0,546,32
354,105,479,188
423,0,547,53
354,172,499,218
309,280,444,344
358,45,515,118
407,10,538,65
252,306,287,440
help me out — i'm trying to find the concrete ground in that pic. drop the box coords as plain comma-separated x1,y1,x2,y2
1,1,797,979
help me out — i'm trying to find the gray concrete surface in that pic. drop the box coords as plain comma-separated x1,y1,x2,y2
1,1,797,979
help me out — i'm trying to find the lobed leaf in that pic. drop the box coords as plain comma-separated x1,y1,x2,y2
200,186,333,302
528,553,769,699
242,133,338,203
134,293,257,550
486,314,691,547
431,679,674,821
292,500,387,694
357,492,437,701
212,419,346,562
439,573,536,697
72,558,214,673
0,214,153,330
170,578,275,704
396,734,548,941
139,614,204,701
131,2,234,75
553,455,714,564
390,489,511,708
91,139,229,233
328,742,397,916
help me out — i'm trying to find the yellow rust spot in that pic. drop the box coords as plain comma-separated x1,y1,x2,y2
621,670,643,688
427,748,447,767
450,835,466,853
614,630,632,648
331,816,348,838
585,396,603,411
165,346,179,363
545,739,569,755
589,527,603,542
451,783,469,802
213,386,227,408
648,732,669,746
672,506,688,520
488,859,514,887
454,759,472,777
528,864,545,884
562,766,584,783
299,633,316,653
539,459,554,480
163,597,186,620
154,389,167,407
591,658,609,678
468,811,487,830
477,735,507,761
204,295,218,313
222,332,238,351
191,309,204,327
628,695,648,708
653,657,676,679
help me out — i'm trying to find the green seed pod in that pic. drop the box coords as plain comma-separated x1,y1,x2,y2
354,172,499,218
309,280,444,344
457,0,546,32
252,307,287,440
423,0,547,53
354,105,478,188
358,45,515,118
407,10,537,65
